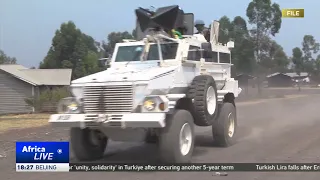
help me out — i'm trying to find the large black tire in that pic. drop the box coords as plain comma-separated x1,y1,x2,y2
70,128,108,161
159,110,195,163
212,102,237,147
187,75,218,126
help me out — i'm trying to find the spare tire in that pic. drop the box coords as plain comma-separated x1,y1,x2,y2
187,75,218,126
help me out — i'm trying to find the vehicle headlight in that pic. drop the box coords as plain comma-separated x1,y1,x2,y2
143,98,157,111
57,97,82,114
134,84,150,107
141,95,169,113
70,86,84,99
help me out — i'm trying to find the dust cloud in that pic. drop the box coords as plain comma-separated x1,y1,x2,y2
238,94,319,142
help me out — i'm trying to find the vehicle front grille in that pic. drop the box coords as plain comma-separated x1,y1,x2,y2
83,85,134,114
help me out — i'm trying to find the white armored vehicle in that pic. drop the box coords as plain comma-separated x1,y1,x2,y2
49,5,241,163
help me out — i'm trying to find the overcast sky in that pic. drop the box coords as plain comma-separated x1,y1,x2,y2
0,0,318,67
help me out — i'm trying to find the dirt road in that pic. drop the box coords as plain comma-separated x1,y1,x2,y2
1,94,320,180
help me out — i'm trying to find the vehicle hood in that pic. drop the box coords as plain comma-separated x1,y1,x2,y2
71,65,179,84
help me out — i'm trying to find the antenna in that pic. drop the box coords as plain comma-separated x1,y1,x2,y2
149,6,155,11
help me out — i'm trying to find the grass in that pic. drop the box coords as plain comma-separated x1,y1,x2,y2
0,114,50,133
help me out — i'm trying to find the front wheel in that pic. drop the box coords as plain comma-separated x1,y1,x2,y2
159,110,195,163
212,103,237,147
70,128,108,161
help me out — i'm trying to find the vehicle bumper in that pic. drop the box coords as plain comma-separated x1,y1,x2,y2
48,113,166,128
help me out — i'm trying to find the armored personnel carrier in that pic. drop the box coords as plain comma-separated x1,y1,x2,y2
49,5,242,163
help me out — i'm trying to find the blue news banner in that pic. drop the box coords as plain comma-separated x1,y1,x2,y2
16,141,320,172
16,141,69,172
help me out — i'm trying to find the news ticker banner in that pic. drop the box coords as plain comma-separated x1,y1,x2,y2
15,141,320,172
16,141,69,172
69,163,320,172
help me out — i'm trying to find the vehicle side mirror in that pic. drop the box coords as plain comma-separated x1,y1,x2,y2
98,57,111,67
105,59,111,68
227,41,234,49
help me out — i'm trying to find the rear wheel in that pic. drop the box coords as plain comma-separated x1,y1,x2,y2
159,110,195,163
212,103,237,147
70,128,108,161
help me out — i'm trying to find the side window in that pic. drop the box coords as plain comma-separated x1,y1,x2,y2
187,46,201,61
219,52,231,63
205,51,218,62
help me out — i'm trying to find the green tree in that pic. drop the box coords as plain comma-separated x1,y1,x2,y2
250,37,288,74
246,0,282,94
0,50,17,64
301,35,319,75
291,47,303,90
272,46,289,72
101,31,135,58
215,15,256,76
291,47,304,73
314,55,320,83
83,50,101,72
132,29,137,39
230,16,255,75
302,35,319,61
218,16,232,45
268,41,289,72
39,21,100,79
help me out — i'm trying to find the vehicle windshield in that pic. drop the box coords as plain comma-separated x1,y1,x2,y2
114,43,178,62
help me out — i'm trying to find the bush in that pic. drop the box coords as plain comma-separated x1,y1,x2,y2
24,87,71,112
39,87,70,102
